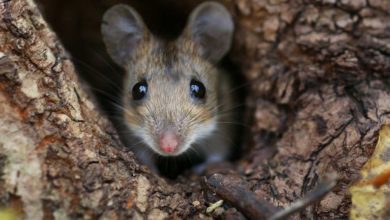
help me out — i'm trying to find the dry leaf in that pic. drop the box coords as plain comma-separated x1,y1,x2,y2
350,125,390,219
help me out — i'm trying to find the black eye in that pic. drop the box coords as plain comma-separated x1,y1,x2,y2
132,80,148,100
190,79,206,100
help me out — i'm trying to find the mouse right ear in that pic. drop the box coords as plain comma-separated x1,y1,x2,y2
183,2,234,64
101,4,148,67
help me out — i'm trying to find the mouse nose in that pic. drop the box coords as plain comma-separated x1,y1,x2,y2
159,130,179,153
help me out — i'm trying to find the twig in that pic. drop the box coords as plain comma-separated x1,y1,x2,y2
204,172,338,220
268,172,339,220
204,173,279,220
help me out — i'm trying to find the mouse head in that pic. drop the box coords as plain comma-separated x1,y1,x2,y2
101,2,234,156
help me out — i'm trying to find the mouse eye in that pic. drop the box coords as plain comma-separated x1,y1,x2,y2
190,79,206,100
132,80,148,100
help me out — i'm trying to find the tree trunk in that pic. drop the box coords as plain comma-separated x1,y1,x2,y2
231,0,390,218
0,1,202,219
0,0,389,219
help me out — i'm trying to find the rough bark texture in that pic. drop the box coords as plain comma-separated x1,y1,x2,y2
0,1,208,219
232,0,390,218
0,0,390,219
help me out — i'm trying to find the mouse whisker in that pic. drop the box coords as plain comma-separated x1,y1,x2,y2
72,57,123,92
86,47,120,73
216,121,248,127
87,87,122,103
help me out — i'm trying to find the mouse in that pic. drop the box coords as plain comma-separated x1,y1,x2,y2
101,1,238,174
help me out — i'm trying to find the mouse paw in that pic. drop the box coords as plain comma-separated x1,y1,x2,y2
191,154,224,174
192,163,208,174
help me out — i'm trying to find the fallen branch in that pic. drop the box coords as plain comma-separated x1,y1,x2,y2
204,173,279,220
204,172,339,220
269,172,339,220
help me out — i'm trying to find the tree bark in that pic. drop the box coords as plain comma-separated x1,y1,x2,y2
0,0,390,219
0,1,204,219
231,0,390,218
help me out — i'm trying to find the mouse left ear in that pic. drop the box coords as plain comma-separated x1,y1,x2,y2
183,2,234,63
101,4,148,67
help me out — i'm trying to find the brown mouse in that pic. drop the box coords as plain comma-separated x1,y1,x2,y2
101,2,237,173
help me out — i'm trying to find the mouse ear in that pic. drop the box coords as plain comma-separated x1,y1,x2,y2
101,4,148,66
184,2,234,63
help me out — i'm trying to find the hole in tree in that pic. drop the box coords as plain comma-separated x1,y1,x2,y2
37,0,248,179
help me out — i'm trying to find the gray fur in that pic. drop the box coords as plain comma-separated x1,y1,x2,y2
101,4,148,66
101,2,237,172
184,2,234,63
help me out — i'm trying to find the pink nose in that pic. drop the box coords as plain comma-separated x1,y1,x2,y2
159,130,179,153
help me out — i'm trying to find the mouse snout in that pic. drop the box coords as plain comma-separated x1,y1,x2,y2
159,129,180,154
